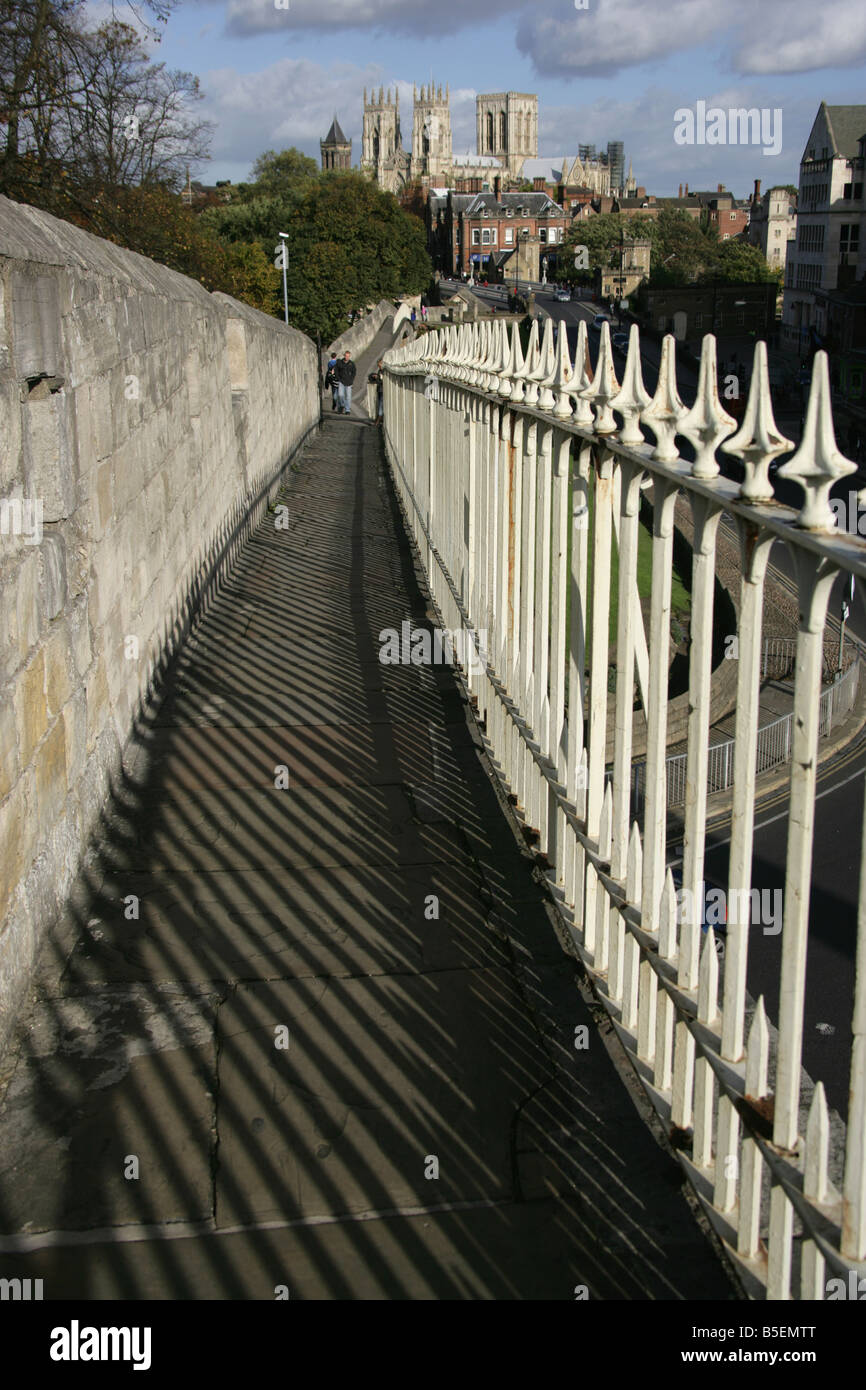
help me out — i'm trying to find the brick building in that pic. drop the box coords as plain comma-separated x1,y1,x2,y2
430,185,568,280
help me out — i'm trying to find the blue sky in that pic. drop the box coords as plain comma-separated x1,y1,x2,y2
116,0,866,195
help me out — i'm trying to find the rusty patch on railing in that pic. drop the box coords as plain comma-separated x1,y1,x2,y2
506,421,517,641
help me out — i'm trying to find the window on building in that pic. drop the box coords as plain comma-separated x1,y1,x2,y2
730,212,737,219
471,228,480,246
490,228,497,244
840,224,860,254
482,229,491,246
796,263,822,290
486,111,494,153
539,228,547,243
504,228,513,244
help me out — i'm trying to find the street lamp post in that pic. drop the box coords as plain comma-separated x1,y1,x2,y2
277,231,289,325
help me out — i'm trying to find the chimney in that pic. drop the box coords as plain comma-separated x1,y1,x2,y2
718,182,723,193
754,177,761,201
684,182,689,195
678,183,683,198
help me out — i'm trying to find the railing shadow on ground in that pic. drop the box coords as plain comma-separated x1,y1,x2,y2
0,419,736,1300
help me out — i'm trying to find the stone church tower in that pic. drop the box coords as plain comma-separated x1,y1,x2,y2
411,82,452,182
476,93,538,175
320,116,351,171
361,87,410,193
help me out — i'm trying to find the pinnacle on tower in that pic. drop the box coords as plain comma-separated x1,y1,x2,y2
438,84,442,101
363,87,367,105
379,85,384,104
413,82,417,101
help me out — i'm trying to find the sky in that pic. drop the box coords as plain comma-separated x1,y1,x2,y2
105,0,866,195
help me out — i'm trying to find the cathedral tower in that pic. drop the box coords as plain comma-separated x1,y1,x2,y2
411,81,452,182
476,93,538,175
320,115,351,171
362,87,406,190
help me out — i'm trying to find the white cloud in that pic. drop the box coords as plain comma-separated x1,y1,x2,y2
734,2,866,74
223,0,512,40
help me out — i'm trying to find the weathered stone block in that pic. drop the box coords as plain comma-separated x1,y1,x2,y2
34,717,68,835
0,777,28,921
62,689,87,792
90,374,114,462
43,621,73,718
11,548,42,669
11,269,62,380
14,648,47,766
0,695,18,799
39,532,67,621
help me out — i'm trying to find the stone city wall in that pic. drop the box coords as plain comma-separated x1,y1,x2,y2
0,196,319,1056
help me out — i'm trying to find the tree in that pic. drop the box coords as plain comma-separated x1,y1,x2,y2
0,11,211,209
247,146,318,197
0,0,177,192
701,237,780,286
281,172,431,339
50,21,212,192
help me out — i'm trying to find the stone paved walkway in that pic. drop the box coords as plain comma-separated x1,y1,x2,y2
0,400,736,1299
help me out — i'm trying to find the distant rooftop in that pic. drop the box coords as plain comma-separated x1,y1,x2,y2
323,116,349,146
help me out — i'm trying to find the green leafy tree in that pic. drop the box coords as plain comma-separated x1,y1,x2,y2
246,146,318,197
700,236,780,286
281,172,431,339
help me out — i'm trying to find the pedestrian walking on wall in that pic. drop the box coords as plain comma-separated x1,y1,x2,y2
411,307,417,326
325,354,339,411
336,350,356,414
370,359,385,425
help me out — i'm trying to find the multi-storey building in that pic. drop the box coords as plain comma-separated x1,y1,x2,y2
429,186,567,280
747,179,797,274
782,102,866,356
692,186,750,239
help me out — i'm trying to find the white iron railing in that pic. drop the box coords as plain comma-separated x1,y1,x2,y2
381,315,866,1300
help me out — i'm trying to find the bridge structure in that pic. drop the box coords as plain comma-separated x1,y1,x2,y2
380,315,866,1300
0,198,864,1301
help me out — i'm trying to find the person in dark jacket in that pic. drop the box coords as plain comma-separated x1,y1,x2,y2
336,351,356,414
324,354,339,410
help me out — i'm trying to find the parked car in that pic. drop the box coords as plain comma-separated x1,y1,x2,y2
591,314,610,332
612,332,629,354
